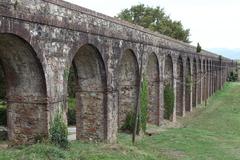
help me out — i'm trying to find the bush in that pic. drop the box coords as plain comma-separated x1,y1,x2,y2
67,98,76,126
164,84,174,120
0,102,7,126
196,42,202,53
121,111,135,132
228,70,238,82
140,77,148,133
49,111,69,149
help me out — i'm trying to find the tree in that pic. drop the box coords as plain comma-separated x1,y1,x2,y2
117,4,191,43
196,42,202,53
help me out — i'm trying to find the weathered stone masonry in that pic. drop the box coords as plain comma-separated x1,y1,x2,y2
0,0,236,145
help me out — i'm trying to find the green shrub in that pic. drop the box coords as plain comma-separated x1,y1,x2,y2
164,84,174,119
67,98,76,126
196,42,202,53
140,76,148,133
0,102,7,126
49,111,69,149
121,111,135,132
228,70,238,82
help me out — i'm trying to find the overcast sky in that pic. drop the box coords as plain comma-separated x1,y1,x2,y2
65,0,240,59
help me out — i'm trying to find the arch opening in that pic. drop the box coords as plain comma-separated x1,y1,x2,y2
176,56,183,116
192,59,197,108
185,58,191,112
197,59,202,104
0,34,47,145
118,49,139,129
0,62,7,142
69,44,107,141
146,53,160,125
163,55,174,119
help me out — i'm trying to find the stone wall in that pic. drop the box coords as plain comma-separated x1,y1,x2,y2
0,0,235,145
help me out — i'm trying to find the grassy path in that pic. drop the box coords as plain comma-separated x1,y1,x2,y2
1,83,240,160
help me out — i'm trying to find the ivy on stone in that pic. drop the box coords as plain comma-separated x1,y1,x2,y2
164,84,174,120
140,76,148,133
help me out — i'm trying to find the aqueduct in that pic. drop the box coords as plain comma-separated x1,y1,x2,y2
0,0,237,145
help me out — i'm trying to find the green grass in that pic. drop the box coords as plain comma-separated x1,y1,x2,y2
1,82,240,160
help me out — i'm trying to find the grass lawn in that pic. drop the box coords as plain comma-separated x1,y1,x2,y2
1,82,240,160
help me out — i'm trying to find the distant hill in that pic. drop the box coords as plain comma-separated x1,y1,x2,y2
208,48,240,60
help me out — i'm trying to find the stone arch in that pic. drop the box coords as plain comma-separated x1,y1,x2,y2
0,33,47,145
197,58,202,104
163,54,174,119
176,56,184,116
192,58,197,108
118,49,139,128
71,44,107,141
146,52,160,125
185,57,191,112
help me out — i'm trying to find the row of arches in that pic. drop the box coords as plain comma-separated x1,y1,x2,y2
0,33,230,145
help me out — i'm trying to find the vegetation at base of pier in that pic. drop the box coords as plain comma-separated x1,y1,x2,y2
117,4,191,43
121,111,136,132
228,70,238,82
49,111,69,149
1,83,240,160
163,84,174,120
140,77,149,133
